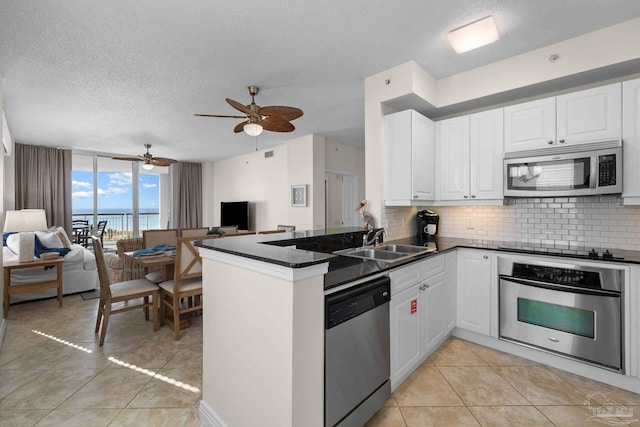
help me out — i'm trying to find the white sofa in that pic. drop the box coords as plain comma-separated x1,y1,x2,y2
3,230,98,303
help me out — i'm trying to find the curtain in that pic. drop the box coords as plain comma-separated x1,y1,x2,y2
15,143,72,231
172,162,202,229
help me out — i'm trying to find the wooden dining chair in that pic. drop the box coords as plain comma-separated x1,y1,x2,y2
179,227,209,238
92,236,160,346
159,236,205,340
143,229,178,249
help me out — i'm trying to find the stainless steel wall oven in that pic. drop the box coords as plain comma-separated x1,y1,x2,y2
498,257,624,372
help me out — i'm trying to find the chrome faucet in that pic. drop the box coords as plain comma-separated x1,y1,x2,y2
363,228,387,247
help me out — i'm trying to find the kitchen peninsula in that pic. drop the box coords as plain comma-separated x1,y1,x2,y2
196,228,640,427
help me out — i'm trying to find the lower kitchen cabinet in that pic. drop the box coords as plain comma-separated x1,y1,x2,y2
456,248,491,336
389,254,448,389
445,251,457,332
390,283,422,389
422,271,445,355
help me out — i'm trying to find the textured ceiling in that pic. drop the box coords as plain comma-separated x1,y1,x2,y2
1,0,640,162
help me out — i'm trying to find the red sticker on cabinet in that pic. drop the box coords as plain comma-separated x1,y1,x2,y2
410,299,417,314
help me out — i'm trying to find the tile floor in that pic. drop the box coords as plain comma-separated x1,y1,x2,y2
2,295,640,426
366,338,640,427
0,294,202,426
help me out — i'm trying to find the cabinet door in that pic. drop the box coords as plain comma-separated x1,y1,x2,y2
384,110,412,202
384,110,434,204
411,112,435,200
437,116,470,200
623,78,640,204
445,251,457,333
470,108,504,200
504,97,556,152
390,284,422,389
456,249,491,336
557,83,621,145
422,272,445,356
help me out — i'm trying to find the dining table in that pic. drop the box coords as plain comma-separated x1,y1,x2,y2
123,250,176,283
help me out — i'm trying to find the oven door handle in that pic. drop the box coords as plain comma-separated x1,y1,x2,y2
499,275,621,297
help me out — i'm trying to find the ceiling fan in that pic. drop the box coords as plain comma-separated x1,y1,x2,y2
195,86,303,136
112,144,177,169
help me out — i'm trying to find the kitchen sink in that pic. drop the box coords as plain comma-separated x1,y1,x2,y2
378,244,430,253
333,244,436,263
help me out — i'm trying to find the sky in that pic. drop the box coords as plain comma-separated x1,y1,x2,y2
72,171,160,212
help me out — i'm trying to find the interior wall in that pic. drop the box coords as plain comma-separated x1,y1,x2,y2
210,145,288,231
325,139,365,202
0,80,4,327
286,134,325,231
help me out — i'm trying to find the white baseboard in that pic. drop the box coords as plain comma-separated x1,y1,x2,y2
199,400,229,427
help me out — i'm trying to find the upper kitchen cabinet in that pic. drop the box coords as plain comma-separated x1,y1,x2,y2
623,78,640,205
436,108,504,204
384,110,435,206
504,97,556,152
504,83,622,153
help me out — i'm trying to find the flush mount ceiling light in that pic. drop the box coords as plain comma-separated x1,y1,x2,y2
448,15,499,54
141,163,154,170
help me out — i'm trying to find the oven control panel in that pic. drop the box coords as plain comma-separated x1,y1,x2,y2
512,263,601,289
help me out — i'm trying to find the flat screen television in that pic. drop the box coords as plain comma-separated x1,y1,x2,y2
221,201,249,231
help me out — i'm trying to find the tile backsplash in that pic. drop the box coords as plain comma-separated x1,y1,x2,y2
383,195,640,251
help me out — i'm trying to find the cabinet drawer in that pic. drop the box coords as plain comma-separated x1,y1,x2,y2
420,255,445,280
390,263,421,295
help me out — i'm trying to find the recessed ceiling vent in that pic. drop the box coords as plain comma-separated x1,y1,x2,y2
264,150,274,158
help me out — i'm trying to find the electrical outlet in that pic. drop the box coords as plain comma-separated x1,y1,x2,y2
466,217,474,229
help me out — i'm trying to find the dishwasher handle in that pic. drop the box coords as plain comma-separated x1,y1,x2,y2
325,276,390,329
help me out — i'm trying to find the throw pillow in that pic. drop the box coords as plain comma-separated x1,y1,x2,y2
3,231,16,246
5,233,21,255
35,230,63,249
55,226,73,248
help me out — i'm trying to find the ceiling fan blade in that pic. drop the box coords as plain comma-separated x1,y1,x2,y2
112,156,143,162
226,98,261,119
260,117,295,132
234,120,249,133
149,157,177,167
195,113,248,119
260,106,303,121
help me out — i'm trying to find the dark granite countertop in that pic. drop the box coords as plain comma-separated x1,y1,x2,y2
196,229,640,291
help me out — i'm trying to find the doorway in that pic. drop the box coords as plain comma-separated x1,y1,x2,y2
324,171,360,229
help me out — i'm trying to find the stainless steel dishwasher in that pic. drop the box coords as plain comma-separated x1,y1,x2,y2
325,275,391,427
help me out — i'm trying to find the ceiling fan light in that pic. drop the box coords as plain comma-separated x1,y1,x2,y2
244,122,263,136
448,15,499,54
142,163,154,170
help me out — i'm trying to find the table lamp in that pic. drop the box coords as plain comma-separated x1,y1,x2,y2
4,209,47,262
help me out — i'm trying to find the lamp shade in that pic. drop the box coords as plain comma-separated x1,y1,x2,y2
244,123,263,136
4,209,47,232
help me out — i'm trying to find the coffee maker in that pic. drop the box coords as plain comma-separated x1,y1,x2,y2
416,209,439,241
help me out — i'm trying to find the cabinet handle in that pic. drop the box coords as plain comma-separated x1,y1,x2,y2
413,195,418,199
483,255,488,259
471,195,476,198
464,195,468,198
547,140,554,145
559,139,565,143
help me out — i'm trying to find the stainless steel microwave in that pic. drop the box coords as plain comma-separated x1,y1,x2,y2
503,141,622,197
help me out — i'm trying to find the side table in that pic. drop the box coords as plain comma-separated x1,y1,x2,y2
3,257,65,318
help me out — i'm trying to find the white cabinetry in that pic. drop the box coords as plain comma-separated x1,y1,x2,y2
389,254,446,389
504,83,622,153
436,108,503,203
456,249,491,336
623,78,640,205
445,251,457,333
384,109,434,206
504,97,555,152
